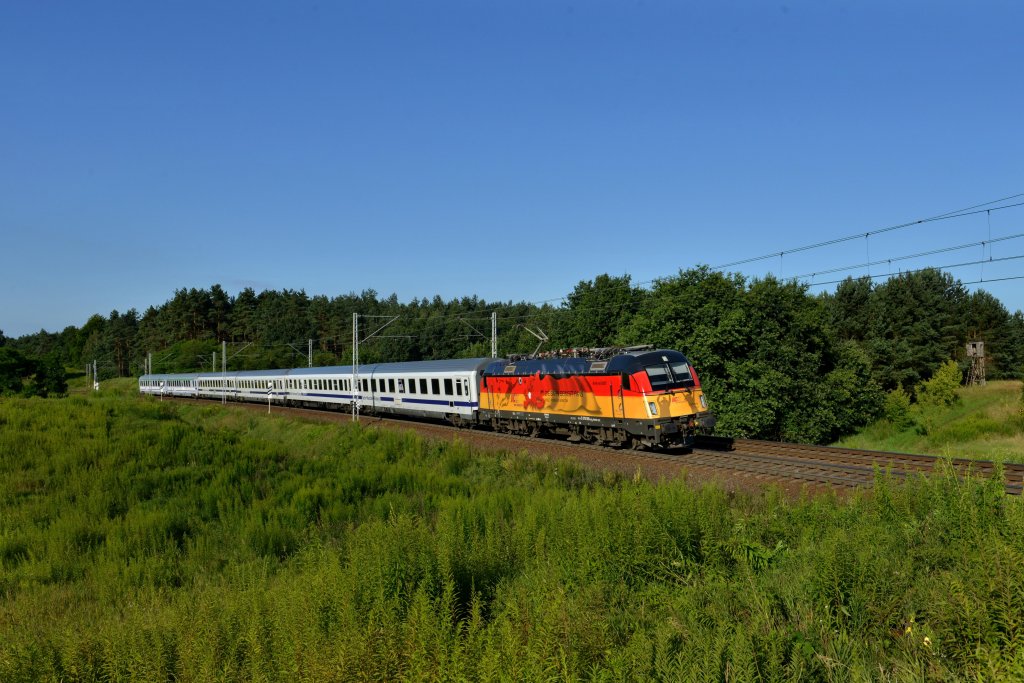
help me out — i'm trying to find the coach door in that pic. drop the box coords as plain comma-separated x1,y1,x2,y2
614,373,628,421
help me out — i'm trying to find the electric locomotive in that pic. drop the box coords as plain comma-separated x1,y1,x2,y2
479,346,714,448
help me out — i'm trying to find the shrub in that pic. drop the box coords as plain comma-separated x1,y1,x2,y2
883,387,913,429
916,360,962,407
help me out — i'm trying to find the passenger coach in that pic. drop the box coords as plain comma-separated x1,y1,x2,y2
140,358,491,425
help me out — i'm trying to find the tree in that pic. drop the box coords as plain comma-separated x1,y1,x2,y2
107,309,139,376
557,274,643,347
864,269,967,391
824,276,873,342
209,284,232,342
0,347,32,394
1003,311,1024,380
26,353,67,397
964,290,1011,377
232,288,258,342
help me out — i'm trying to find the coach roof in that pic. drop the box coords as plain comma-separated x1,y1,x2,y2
289,358,494,376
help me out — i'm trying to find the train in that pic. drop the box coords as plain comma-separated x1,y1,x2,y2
139,346,716,449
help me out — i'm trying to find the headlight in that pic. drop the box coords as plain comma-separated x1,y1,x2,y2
699,395,707,409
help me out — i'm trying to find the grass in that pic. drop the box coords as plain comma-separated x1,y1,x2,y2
1,385,1024,680
835,380,1024,463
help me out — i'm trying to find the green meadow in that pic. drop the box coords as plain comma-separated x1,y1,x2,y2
2,385,1023,681
836,380,1024,463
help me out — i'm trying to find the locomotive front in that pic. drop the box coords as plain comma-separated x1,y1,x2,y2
614,349,716,448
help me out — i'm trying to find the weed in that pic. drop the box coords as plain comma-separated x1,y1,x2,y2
0,390,1022,680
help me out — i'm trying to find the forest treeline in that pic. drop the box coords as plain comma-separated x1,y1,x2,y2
6,267,1023,443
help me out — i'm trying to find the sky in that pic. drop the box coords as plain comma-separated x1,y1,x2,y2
2,0,1023,338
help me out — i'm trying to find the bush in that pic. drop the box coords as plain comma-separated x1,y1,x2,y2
883,387,913,429
917,360,962,407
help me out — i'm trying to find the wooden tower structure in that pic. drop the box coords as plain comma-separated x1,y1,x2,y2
965,341,986,386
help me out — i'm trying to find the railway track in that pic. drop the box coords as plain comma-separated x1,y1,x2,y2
677,439,1024,495
164,397,1024,496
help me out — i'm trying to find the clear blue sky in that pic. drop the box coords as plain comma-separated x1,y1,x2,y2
3,1,1023,338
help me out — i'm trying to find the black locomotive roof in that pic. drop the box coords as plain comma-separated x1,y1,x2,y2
483,349,689,376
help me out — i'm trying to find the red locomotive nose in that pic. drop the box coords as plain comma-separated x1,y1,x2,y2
691,365,702,388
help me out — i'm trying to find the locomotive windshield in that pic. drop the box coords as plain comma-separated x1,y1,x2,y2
645,360,695,390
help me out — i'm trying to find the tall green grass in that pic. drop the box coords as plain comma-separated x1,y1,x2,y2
2,389,1023,681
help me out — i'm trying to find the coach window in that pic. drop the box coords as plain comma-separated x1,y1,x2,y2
444,378,453,395
431,378,441,395
418,378,426,394
397,379,405,393
455,380,463,396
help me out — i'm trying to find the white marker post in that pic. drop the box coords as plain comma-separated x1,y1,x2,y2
267,380,274,414
160,381,165,401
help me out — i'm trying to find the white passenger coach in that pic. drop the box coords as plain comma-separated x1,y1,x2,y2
140,358,492,425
